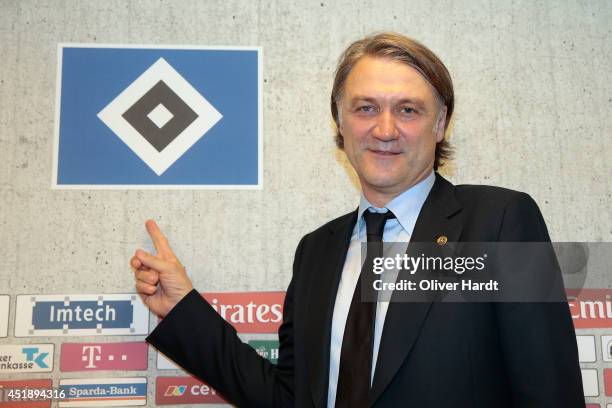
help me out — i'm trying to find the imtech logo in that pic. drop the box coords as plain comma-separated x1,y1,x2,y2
163,385,186,397
156,377,226,405
15,294,149,337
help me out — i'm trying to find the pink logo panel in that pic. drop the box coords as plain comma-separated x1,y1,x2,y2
60,342,148,372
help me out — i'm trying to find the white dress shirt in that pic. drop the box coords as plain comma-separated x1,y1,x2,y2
327,171,435,407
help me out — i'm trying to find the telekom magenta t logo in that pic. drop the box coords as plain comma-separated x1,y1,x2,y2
61,342,148,372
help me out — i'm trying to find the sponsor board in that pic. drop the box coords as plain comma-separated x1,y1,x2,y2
60,342,148,372
248,339,279,364
0,344,54,373
582,369,599,397
0,296,8,337
602,335,612,362
576,335,596,363
59,377,146,407
157,351,180,370
0,379,53,407
156,376,226,405
15,294,149,337
568,289,612,329
202,291,284,333
53,44,261,188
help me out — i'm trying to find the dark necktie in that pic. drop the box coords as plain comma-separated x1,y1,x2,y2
335,210,396,408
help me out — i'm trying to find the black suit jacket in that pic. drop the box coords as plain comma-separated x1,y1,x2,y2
147,174,584,407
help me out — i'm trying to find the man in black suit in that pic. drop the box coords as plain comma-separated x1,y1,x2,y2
132,33,584,407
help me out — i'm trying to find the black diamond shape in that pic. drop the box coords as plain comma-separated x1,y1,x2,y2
122,80,199,152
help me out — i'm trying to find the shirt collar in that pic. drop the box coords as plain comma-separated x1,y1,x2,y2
357,170,436,236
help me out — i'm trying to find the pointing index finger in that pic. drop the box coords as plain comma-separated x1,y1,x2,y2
145,219,175,259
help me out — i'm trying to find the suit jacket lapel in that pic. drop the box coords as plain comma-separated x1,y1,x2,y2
369,174,464,406
305,210,357,408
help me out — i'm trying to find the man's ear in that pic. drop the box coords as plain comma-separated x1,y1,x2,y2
434,106,447,143
336,104,344,132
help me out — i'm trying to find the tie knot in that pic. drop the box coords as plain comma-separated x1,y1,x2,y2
363,210,396,243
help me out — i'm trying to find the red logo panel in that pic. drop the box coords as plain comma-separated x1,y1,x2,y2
156,376,227,405
604,368,612,396
0,379,52,408
202,291,285,333
60,342,148,371
567,289,612,329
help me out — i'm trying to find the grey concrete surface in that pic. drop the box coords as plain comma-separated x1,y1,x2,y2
0,0,610,406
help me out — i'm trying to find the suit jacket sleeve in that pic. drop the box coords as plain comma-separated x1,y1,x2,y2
145,238,304,407
494,192,584,407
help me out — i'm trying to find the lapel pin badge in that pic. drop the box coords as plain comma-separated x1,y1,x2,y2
436,235,448,246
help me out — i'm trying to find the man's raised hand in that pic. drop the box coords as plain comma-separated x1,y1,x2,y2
131,220,194,317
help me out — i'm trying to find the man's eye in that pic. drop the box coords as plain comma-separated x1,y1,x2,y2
400,106,417,115
356,105,376,113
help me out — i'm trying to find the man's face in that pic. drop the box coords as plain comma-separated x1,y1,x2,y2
337,56,446,202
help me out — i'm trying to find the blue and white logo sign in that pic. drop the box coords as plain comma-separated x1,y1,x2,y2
15,294,149,337
0,344,54,373
53,44,262,188
59,377,147,407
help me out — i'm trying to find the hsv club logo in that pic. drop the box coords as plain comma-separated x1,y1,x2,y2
53,44,261,187
202,291,285,333
60,342,148,371
156,376,226,405
97,57,222,176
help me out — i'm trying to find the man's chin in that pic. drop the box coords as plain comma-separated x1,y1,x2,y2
361,175,406,194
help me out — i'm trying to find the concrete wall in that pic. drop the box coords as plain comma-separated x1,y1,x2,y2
1,0,610,406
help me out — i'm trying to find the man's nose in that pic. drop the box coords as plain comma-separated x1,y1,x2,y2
373,110,398,140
